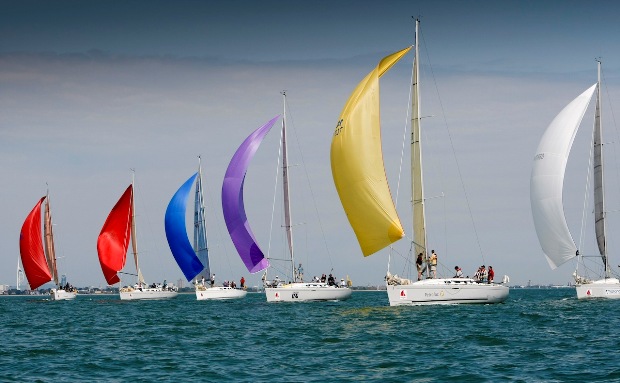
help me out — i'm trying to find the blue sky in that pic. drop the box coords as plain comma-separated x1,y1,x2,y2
2,0,620,289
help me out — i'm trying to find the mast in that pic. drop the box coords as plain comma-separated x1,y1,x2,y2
411,18,428,269
593,58,608,277
130,170,145,285
194,156,211,280
43,189,59,285
281,91,296,281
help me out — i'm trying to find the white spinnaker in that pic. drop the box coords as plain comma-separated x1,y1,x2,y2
530,84,597,269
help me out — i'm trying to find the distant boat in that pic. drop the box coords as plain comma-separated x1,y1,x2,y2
19,191,77,300
97,173,178,300
165,156,247,300
531,59,620,299
222,93,352,302
330,18,508,305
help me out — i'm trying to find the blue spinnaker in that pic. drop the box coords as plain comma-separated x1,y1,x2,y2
165,172,205,281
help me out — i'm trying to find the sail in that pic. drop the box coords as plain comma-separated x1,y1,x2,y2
19,197,53,289
330,47,409,256
97,185,133,285
281,93,296,279
411,21,427,257
593,67,606,269
530,84,597,269
165,172,205,281
43,196,59,285
194,163,211,279
222,116,280,273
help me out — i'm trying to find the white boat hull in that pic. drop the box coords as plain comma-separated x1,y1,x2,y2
387,278,509,306
265,283,352,302
50,289,77,301
576,278,620,299
195,286,247,300
119,287,178,300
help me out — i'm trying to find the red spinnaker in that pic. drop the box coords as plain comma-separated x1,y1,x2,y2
19,197,52,289
97,185,133,285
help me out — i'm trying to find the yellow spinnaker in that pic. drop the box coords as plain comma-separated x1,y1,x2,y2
330,47,410,256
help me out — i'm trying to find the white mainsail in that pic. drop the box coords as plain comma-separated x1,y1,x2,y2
592,63,608,275
530,84,597,269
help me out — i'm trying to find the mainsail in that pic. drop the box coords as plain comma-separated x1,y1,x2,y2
97,185,133,285
19,197,53,289
194,160,211,279
222,116,280,273
330,47,409,256
593,61,607,274
530,84,597,269
43,195,59,285
165,172,205,281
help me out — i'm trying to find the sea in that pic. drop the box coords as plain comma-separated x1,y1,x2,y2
1,288,618,382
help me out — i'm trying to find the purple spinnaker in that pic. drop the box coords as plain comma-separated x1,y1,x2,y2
222,116,280,274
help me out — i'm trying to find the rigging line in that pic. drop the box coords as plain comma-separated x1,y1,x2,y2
391,42,414,269
266,118,284,267
202,166,235,278
420,27,485,264
578,118,596,270
286,96,334,270
394,47,414,208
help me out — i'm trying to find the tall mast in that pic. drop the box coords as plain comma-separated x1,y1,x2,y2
130,170,145,285
593,58,608,277
281,91,296,281
411,18,427,269
194,156,211,279
43,188,59,285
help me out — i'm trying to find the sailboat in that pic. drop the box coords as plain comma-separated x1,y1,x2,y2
19,191,77,300
97,174,178,300
222,92,352,302
331,19,508,305
531,60,620,299
165,157,247,300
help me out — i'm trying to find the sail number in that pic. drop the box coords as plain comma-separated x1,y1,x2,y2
334,119,344,136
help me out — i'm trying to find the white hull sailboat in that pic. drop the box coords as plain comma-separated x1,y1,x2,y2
265,282,352,302
222,93,351,303
19,191,78,301
165,158,247,301
195,286,247,300
264,92,351,303
531,60,620,299
51,288,77,301
98,173,177,301
331,18,507,306
119,285,177,300
386,279,509,306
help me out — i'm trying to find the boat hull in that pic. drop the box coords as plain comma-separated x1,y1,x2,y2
576,278,620,299
50,289,77,301
387,279,509,306
265,283,352,302
119,287,178,300
195,286,247,300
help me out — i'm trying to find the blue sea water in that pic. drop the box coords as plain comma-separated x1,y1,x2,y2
1,289,618,382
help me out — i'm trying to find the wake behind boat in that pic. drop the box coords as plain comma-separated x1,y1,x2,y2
19,190,77,301
330,18,507,306
165,157,247,300
531,60,620,299
222,93,351,303
97,173,177,300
